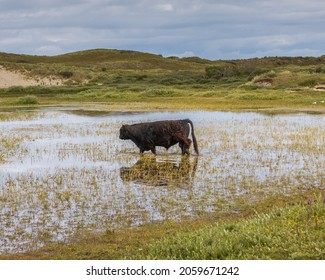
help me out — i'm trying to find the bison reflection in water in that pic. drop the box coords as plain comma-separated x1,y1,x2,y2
119,119,199,155
120,156,198,188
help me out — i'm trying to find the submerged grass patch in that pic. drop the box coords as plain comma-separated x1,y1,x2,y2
1,108,325,258
2,192,324,260
0,136,27,163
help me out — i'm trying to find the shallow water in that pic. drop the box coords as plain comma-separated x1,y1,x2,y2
1,108,325,253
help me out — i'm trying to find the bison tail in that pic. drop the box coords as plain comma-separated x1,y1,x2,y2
185,119,199,155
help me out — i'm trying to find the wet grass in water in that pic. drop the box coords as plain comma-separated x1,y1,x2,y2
0,108,325,257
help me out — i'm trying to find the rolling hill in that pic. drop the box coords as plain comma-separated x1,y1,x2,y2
1,49,325,110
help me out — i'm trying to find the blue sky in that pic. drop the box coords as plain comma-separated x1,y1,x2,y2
1,0,325,59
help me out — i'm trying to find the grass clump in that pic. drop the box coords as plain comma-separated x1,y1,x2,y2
226,92,282,100
298,79,320,87
0,136,23,163
141,88,178,97
140,196,325,260
15,95,39,105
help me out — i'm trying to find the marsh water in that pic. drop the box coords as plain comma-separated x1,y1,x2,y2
1,107,325,253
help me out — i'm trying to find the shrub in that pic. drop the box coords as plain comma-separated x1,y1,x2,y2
298,79,319,87
226,92,281,100
309,66,325,74
6,86,26,93
59,71,74,79
205,64,240,79
142,89,176,97
16,95,39,105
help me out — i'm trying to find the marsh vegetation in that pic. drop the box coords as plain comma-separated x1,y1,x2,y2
0,108,324,257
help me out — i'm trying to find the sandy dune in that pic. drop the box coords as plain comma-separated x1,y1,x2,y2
0,66,62,88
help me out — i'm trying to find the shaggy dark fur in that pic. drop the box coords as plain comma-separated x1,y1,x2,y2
119,119,199,155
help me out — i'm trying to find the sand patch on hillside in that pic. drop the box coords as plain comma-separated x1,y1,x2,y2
0,66,62,88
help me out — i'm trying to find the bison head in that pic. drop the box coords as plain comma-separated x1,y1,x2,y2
180,138,192,155
119,125,130,140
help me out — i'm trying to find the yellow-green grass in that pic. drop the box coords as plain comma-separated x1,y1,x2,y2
1,191,323,260
141,195,325,260
1,49,325,113
1,87,325,113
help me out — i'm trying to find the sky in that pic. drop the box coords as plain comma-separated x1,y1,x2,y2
1,0,325,60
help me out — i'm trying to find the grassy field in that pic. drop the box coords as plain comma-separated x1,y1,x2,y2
1,49,325,111
0,49,325,260
143,196,325,260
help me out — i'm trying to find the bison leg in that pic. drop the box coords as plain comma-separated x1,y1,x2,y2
179,142,187,155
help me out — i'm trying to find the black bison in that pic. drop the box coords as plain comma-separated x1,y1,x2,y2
119,119,199,155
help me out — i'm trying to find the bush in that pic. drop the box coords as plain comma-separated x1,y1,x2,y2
226,92,281,100
205,64,240,79
59,71,74,79
6,86,26,93
309,66,325,74
142,89,177,97
16,95,39,105
298,79,319,87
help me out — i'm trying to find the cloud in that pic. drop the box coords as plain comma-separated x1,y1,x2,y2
165,50,195,58
0,0,325,59
157,3,173,12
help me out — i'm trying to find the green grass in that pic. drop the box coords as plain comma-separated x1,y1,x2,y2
1,49,325,111
141,196,325,260
1,85,325,112
15,95,39,105
1,191,324,260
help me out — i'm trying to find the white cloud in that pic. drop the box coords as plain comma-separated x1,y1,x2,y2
157,3,173,12
35,45,63,55
0,0,325,59
165,50,195,58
